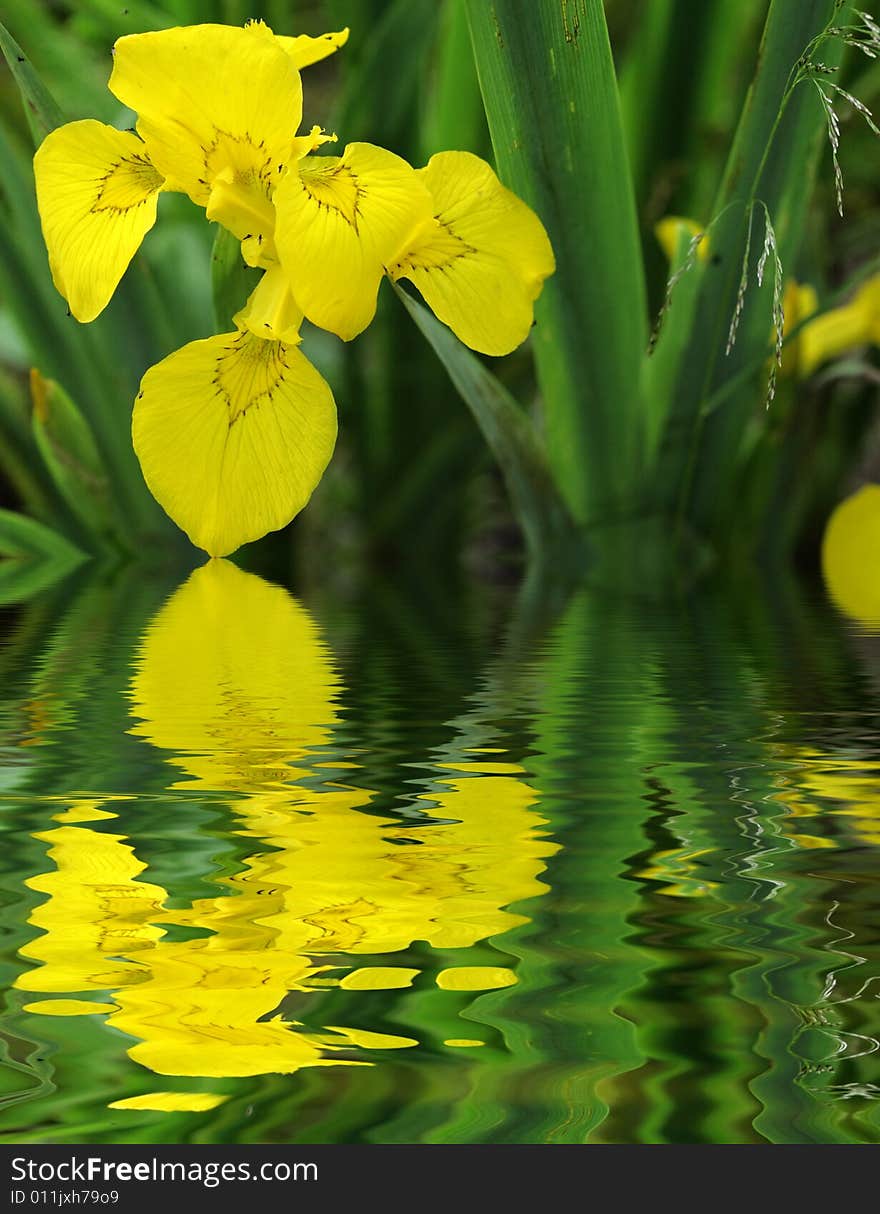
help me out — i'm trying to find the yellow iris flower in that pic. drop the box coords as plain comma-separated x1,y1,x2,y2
655,215,879,379
32,22,554,558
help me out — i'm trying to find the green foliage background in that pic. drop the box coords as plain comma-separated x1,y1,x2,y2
0,0,877,596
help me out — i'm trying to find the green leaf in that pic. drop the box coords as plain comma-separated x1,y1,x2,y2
465,0,648,524
0,551,83,605
0,19,64,145
30,369,115,541
394,283,580,570
420,0,489,160
0,507,85,563
0,367,66,523
211,224,258,332
648,0,842,539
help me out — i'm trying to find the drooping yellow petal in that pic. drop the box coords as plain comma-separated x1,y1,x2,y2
389,151,555,356
132,331,336,556
33,120,164,322
109,22,301,231
234,264,304,343
274,142,433,340
655,215,708,263
821,484,880,626
276,28,349,69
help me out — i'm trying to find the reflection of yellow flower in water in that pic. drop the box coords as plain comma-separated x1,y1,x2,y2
17,561,555,1087
16,803,165,1000
636,846,719,898
127,555,341,788
774,745,880,850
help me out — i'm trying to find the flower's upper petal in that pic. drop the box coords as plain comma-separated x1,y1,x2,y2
276,28,349,69
133,331,336,557
389,151,555,356
274,142,433,341
109,23,302,209
235,264,304,344
33,120,164,322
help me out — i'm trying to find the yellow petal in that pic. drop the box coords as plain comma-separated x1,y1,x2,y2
205,167,277,256
655,215,708,263
109,23,301,219
276,28,349,69
821,485,880,626
289,125,338,164
33,120,163,322
132,331,337,557
109,1092,227,1112
274,142,433,340
234,264,304,343
389,151,555,356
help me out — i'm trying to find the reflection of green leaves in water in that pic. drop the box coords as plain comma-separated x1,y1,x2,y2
1,564,880,1143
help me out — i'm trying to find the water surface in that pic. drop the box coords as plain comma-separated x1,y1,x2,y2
1,559,879,1144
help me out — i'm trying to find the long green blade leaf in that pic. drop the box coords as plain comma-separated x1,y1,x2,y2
30,369,116,543
0,507,85,563
649,0,842,537
466,0,648,524
395,283,579,568
0,19,63,144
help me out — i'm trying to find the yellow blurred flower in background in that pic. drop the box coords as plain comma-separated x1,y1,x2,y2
822,484,880,628
655,214,879,380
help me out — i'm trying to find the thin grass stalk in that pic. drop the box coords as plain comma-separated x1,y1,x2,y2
465,0,647,528
649,0,843,541
688,5,851,542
